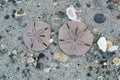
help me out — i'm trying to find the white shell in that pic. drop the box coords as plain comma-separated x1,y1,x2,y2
15,11,26,18
66,5,77,20
108,45,119,52
97,37,107,52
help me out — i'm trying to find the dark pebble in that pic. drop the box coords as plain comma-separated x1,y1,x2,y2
76,2,81,7
36,62,44,69
116,15,120,19
22,69,30,77
4,15,9,19
86,4,91,7
12,0,17,6
94,13,106,23
87,73,91,77
55,11,66,18
1,49,8,54
37,53,45,60
102,51,113,58
107,4,115,10
12,9,16,13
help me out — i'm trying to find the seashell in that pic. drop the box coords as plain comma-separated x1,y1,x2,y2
23,21,51,51
59,21,94,56
107,40,113,48
66,5,77,20
97,37,107,52
15,9,26,18
53,52,68,62
112,57,120,66
108,45,119,52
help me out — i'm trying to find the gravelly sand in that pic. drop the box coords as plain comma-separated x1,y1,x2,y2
0,0,120,80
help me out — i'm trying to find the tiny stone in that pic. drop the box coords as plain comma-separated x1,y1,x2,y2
4,15,9,19
86,4,91,7
118,75,120,80
116,15,120,19
12,50,17,55
87,73,91,77
107,4,115,10
53,52,68,62
102,51,113,58
37,53,45,60
76,2,81,7
98,76,104,80
36,62,44,69
49,38,54,43
94,13,106,23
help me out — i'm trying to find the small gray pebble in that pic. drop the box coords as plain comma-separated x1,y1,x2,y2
94,13,106,23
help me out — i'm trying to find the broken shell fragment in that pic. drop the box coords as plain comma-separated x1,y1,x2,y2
97,37,107,52
53,52,68,62
112,57,120,66
108,45,119,52
107,40,113,49
66,5,77,20
15,9,26,18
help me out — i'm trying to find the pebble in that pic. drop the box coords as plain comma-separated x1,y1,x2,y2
116,15,120,19
53,52,68,62
107,4,115,10
102,51,113,58
36,62,44,69
49,38,54,43
4,15,9,19
43,67,51,73
98,76,104,80
76,0,81,7
118,75,120,80
12,50,17,55
94,13,106,23
37,53,45,60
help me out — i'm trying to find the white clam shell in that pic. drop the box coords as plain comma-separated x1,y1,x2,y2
97,37,107,52
108,45,119,52
66,5,77,20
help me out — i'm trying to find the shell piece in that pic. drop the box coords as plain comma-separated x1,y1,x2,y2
23,21,51,51
53,52,68,62
15,9,26,18
97,37,107,52
59,21,94,56
107,40,113,48
66,5,77,20
108,45,119,52
112,57,120,66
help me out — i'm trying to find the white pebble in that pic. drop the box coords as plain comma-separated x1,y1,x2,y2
118,75,120,80
98,76,104,80
49,38,54,43
12,50,17,55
